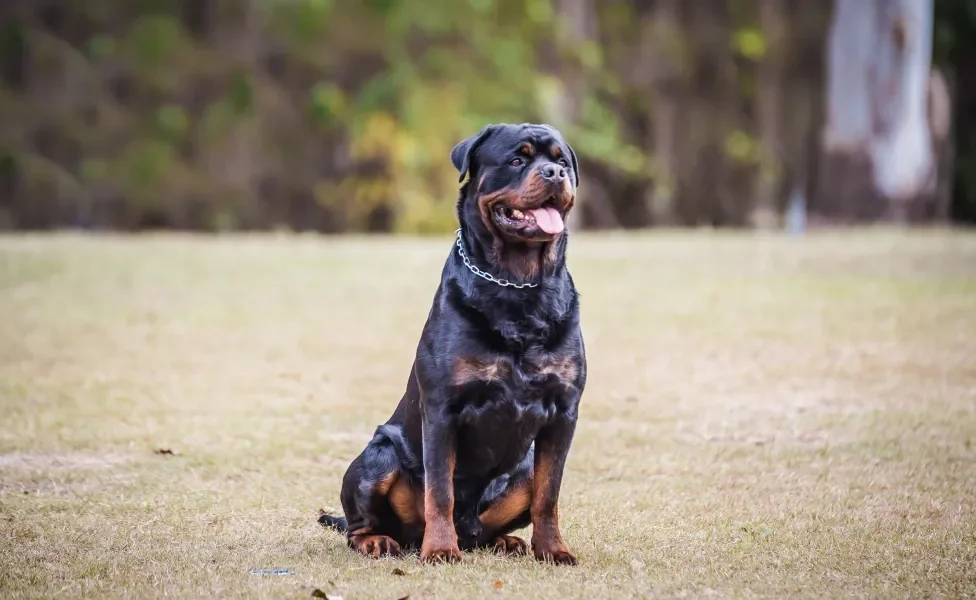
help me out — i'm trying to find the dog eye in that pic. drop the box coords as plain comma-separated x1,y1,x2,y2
557,158,570,168
509,157,524,167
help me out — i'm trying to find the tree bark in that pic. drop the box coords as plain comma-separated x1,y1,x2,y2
817,0,936,223
928,67,952,222
642,0,685,226
868,0,935,221
752,0,787,229
551,0,599,232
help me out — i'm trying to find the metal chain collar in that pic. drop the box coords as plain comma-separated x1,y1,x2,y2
454,228,538,289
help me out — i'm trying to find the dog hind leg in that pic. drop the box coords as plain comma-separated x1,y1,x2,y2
475,452,533,556
325,432,424,558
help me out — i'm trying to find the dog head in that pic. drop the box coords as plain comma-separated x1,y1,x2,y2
452,123,579,245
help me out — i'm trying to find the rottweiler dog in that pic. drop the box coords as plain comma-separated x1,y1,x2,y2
318,123,586,565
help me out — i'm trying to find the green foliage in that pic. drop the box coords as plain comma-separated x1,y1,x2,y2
78,158,108,183
308,83,346,128
126,15,182,67
7,0,965,230
733,27,766,60
154,105,189,138
228,72,254,114
120,139,176,191
723,129,761,165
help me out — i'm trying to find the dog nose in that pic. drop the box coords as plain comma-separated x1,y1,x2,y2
540,163,566,183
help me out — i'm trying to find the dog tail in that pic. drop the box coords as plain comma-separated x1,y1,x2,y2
317,511,347,533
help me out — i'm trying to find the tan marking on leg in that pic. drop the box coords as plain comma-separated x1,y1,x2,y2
420,452,462,563
376,471,397,494
479,485,531,530
389,476,424,525
531,452,553,525
530,452,576,565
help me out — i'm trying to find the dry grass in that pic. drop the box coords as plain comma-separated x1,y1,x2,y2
1,228,975,599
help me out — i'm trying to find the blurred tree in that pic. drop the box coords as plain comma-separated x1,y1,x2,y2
753,0,787,229
933,0,976,224
817,0,938,223
642,0,685,226
0,0,966,232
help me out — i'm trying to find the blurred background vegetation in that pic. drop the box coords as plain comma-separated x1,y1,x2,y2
0,0,973,233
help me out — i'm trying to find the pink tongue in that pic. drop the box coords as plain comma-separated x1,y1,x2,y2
528,207,564,234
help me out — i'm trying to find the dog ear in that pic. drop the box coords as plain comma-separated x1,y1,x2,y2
451,125,498,183
566,142,581,189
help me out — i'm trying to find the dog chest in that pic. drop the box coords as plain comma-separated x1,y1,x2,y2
450,350,577,422
450,350,579,393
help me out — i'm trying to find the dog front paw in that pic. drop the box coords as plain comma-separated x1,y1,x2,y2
419,544,463,564
531,536,577,565
350,534,402,559
491,535,529,556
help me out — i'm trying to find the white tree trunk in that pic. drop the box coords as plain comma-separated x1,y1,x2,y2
868,0,934,209
822,0,935,221
824,0,876,150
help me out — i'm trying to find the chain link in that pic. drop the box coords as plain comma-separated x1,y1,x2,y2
455,228,538,289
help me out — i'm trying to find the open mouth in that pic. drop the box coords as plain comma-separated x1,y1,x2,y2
493,197,565,236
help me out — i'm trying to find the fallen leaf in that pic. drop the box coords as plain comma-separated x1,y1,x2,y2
310,590,327,599
493,580,504,590
396,596,409,600
153,448,179,456
391,567,406,576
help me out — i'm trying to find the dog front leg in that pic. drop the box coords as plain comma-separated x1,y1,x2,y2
419,407,463,563
530,413,579,565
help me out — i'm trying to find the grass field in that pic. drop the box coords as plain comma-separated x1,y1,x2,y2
1,229,975,599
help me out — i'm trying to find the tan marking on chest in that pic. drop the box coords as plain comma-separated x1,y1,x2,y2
452,357,511,386
530,356,578,382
